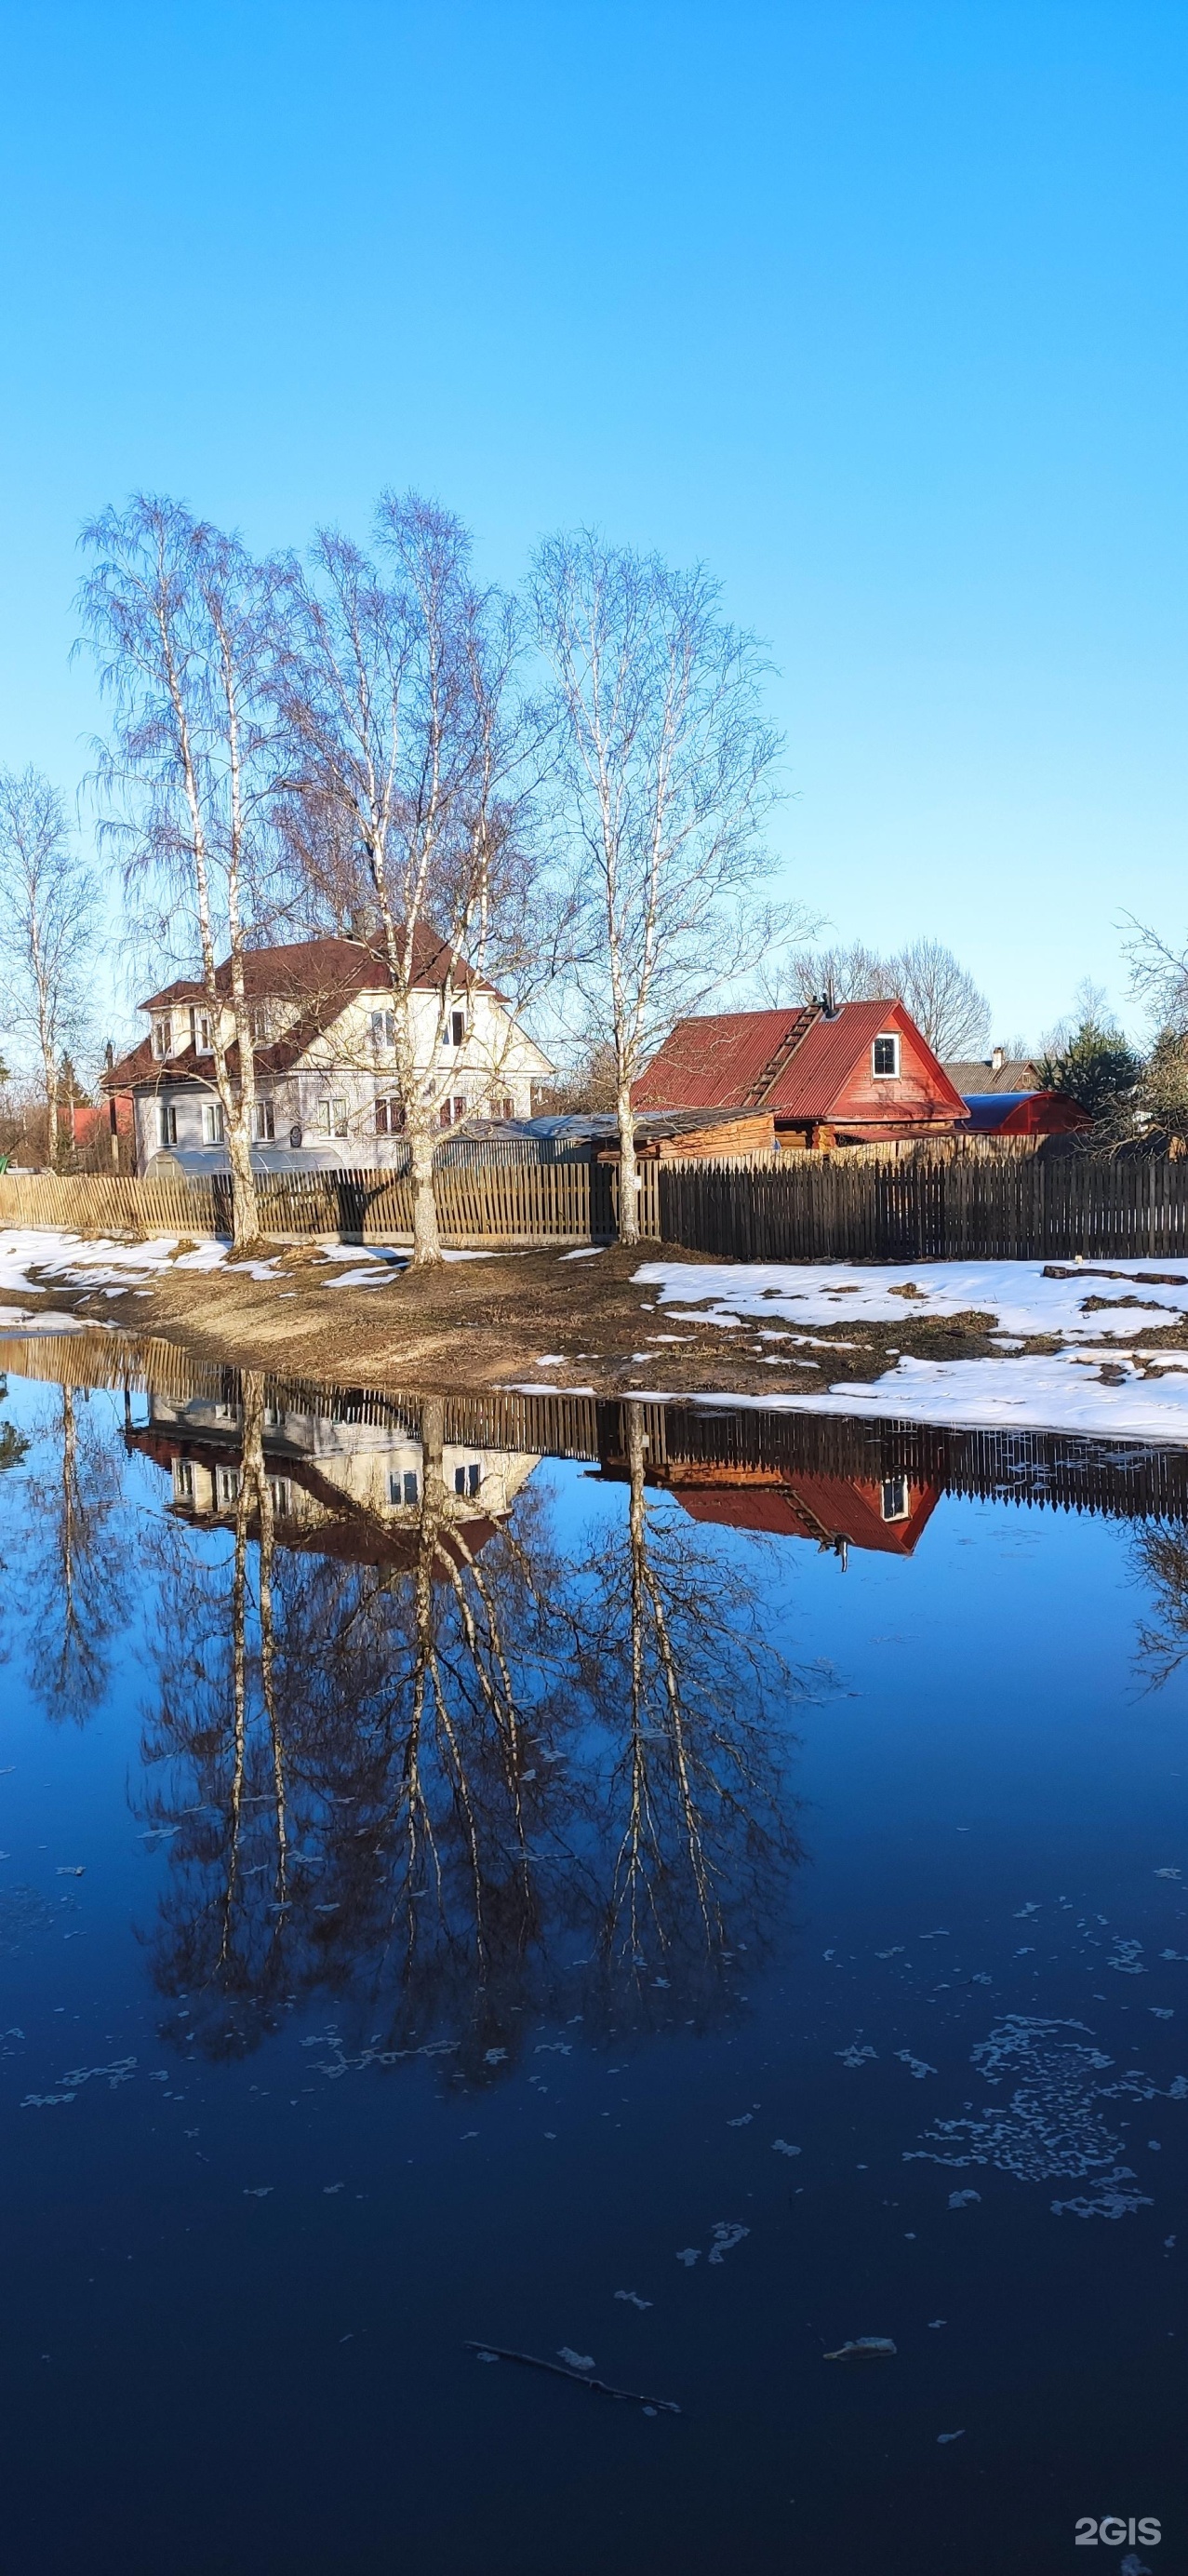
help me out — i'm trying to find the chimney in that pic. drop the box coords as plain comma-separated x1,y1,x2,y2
991,1045,1004,1073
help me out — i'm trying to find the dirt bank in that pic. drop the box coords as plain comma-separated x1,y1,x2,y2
7,1235,1048,1400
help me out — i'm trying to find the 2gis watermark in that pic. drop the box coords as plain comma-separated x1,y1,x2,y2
1075,2516,1161,2550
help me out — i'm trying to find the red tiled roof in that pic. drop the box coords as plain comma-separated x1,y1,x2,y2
141,929,497,1013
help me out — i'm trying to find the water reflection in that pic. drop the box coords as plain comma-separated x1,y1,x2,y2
103,1359,803,2071
5,1330,1188,2062
19,1384,125,1724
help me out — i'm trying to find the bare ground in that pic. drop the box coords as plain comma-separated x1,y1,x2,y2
11,1234,1176,1400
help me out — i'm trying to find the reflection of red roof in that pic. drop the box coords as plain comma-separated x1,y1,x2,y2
673,1471,940,1556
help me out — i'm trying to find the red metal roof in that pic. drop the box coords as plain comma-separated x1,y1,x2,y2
766,1000,965,1120
632,1008,815,1111
634,997,968,1124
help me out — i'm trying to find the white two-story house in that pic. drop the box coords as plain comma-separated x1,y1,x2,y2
104,932,554,1174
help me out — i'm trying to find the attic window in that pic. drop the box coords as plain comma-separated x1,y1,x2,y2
152,1017,171,1059
881,1473,910,1523
872,1033,900,1079
440,1009,465,1049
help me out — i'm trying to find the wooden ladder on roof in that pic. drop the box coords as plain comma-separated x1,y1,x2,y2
740,1005,819,1108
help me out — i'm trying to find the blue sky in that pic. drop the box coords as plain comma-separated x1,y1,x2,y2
1,0,1184,1049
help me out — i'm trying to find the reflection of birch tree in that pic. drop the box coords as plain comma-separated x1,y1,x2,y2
22,1387,125,1724
139,1402,570,2069
138,1399,803,2070
1131,1521,1188,1690
568,1406,800,2020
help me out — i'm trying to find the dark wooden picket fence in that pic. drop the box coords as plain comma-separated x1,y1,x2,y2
656,1151,1188,1265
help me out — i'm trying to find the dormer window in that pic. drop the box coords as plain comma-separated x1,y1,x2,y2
152,1016,172,1059
192,1009,213,1053
881,1473,910,1523
371,1010,396,1050
248,1004,271,1044
872,1033,900,1079
440,1009,465,1050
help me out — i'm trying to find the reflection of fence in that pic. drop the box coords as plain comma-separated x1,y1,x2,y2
7,1330,1188,1523
658,1151,1188,1264
0,1161,641,1246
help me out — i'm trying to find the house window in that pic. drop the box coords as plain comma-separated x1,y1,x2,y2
390,1469,420,1506
248,1004,271,1044
370,1011,396,1050
173,1458,194,1504
250,1098,274,1141
159,1102,178,1147
375,1094,403,1135
267,1478,291,1517
202,1101,224,1144
317,1098,349,1138
454,1463,482,1497
440,1009,465,1049
152,1018,171,1059
880,1473,910,1523
217,1467,239,1507
872,1034,900,1079
192,1009,213,1053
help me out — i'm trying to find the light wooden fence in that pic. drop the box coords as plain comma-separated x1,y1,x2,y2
0,1159,638,1247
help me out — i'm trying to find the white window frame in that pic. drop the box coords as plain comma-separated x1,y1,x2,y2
248,1004,272,1044
159,1101,178,1147
872,1032,901,1080
440,1007,466,1051
201,1099,224,1144
250,1098,274,1142
152,1017,171,1059
880,1473,910,1523
370,1010,396,1050
193,1009,213,1053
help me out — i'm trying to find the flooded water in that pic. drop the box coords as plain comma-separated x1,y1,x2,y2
2,1334,1186,2575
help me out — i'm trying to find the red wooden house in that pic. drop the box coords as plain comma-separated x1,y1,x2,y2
632,999,968,1148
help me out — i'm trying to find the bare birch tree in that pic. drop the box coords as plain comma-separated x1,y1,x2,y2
890,937,990,1057
769,933,990,1055
280,493,548,1265
77,496,289,1246
529,531,789,1242
0,767,99,1168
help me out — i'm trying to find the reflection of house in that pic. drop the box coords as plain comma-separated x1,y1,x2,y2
596,1431,939,1558
664,1464,939,1557
102,932,554,1177
128,1389,541,1569
633,1000,968,1148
